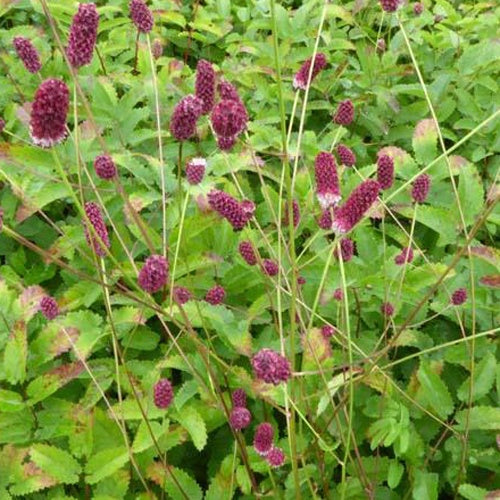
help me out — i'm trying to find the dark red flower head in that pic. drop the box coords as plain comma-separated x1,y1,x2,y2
83,201,110,257
232,388,247,408
451,288,467,306
335,237,355,262
94,154,117,180
239,241,258,266
315,151,341,209
195,59,216,115
293,53,327,90
261,259,279,277
186,157,206,185
376,39,386,52
333,288,343,301
207,189,250,231
154,378,173,409
66,3,99,68
377,154,394,190
30,78,69,148
266,446,285,467
129,0,154,33
394,246,414,265
380,0,400,12
217,135,237,151
173,286,191,305
336,144,356,167
13,37,41,73
413,2,424,15
321,325,335,339
170,95,204,141
40,296,59,320
205,284,225,305
283,199,300,228
254,422,274,456
138,254,168,293
381,302,394,317
411,174,431,203
252,348,291,385
333,99,354,126
331,179,380,234
229,407,251,430
152,39,163,59
211,99,248,138
218,80,241,102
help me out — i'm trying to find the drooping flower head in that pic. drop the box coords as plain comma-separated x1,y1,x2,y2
283,199,300,228
195,59,216,115
239,241,258,266
229,407,251,430
335,237,355,262
333,288,343,301
451,288,467,306
173,286,191,305
13,37,41,73
321,325,335,339
40,296,59,320
331,179,380,234
413,2,424,15
138,254,168,293
94,154,117,180
211,99,248,138
252,348,291,385
205,284,225,305
333,99,354,126
232,389,247,408
154,378,173,409
297,276,306,286
293,53,327,90
266,446,285,468
261,259,279,277
315,151,341,209
411,174,431,203
129,0,153,33
217,135,237,151
379,0,400,12
377,154,394,190
185,157,206,185
30,78,69,148
66,3,99,68
170,95,204,141
336,144,356,167
381,302,394,317
254,423,274,456
394,246,414,265
207,189,250,231
83,201,110,257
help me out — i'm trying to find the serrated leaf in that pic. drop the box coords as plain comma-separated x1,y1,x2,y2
413,470,438,500
132,420,166,453
413,119,438,164
164,467,203,500
455,406,500,431
387,460,404,489
0,389,25,412
417,362,454,419
457,165,484,227
3,320,27,384
85,447,129,484
30,444,81,484
317,369,361,417
458,483,488,500
0,408,34,444
457,352,496,403
174,380,199,410
174,407,207,452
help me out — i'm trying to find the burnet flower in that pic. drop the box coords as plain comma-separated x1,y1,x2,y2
40,296,59,320
331,179,380,234
380,0,400,12
413,2,424,15
283,199,300,228
411,174,431,203
66,3,99,68
211,99,248,138
30,78,69,148
252,348,291,385
94,154,117,180
266,446,285,468
333,288,343,301
381,302,395,317
335,237,355,262
207,189,250,231
154,378,173,409
13,37,41,73
138,254,168,293
205,284,225,305
293,53,327,90
129,0,153,33
217,135,237,151
195,59,216,115
321,325,335,339
395,247,414,265
333,99,354,126
451,288,467,306
261,259,279,277
377,154,394,190
315,151,341,209
185,158,206,185
232,389,247,408
218,79,243,102
254,423,274,456
229,407,251,430
83,201,110,257
239,241,258,266
336,144,356,167
376,39,386,53
173,286,191,305
170,95,204,141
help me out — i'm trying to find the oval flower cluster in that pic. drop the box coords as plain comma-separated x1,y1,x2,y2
207,189,253,231
253,423,285,468
251,348,291,385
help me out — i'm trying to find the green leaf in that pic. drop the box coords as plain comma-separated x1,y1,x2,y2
417,362,454,419
0,389,25,412
458,483,488,500
164,467,203,500
3,320,27,384
0,407,34,444
30,444,82,484
413,119,438,164
85,447,129,484
413,470,438,500
455,406,500,431
387,460,404,489
457,165,484,227
457,352,496,402
174,407,207,452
